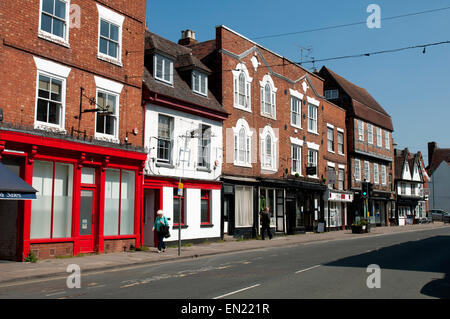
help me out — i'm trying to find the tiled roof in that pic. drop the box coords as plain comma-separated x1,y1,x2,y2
143,31,225,115
320,66,393,131
428,148,450,175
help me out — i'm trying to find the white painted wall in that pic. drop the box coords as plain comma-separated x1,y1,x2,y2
144,104,223,180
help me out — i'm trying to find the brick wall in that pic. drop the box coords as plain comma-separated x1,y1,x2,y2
104,238,136,253
216,26,327,182
0,0,146,148
30,242,74,259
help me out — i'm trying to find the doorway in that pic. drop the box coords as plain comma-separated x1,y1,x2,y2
79,188,96,253
143,189,161,247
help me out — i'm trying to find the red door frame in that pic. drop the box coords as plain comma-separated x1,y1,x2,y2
78,186,97,253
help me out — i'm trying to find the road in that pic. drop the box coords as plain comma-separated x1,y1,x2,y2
0,227,449,299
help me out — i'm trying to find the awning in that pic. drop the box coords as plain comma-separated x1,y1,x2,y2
0,162,37,200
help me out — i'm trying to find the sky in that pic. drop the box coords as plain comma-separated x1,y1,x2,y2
145,0,450,165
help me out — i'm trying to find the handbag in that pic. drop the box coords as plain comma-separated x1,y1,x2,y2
162,225,171,238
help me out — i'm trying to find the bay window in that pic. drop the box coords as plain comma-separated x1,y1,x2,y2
104,169,135,236
31,161,73,239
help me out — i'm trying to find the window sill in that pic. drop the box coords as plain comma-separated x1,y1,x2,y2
156,162,175,169
200,224,214,228
328,150,335,154
307,130,319,136
172,225,189,229
291,124,302,130
196,166,211,173
338,152,345,156
233,105,252,113
38,32,70,48
94,133,120,144
97,54,123,67
233,162,252,168
260,113,276,121
261,167,277,173
34,122,66,134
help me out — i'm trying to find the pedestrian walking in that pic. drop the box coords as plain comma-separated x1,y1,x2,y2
152,210,170,253
260,206,273,240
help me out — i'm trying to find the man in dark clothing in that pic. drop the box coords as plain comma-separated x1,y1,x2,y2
260,206,273,240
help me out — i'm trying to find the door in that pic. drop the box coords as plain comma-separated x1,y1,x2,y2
79,189,96,253
143,189,160,247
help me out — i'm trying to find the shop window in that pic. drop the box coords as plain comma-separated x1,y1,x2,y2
235,186,253,227
173,188,185,226
31,160,73,239
201,190,211,225
104,168,135,236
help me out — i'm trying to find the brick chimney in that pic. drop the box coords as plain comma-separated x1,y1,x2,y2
178,29,197,46
428,141,437,167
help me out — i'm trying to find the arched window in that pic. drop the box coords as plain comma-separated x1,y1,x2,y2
260,125,277,171
233,63,252,111
260,74,277,118
233,118,252,167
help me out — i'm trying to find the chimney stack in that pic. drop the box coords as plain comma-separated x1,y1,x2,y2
178,29,197,46
428,141,437,167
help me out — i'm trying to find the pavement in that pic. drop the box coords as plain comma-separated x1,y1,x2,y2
0,222,448,286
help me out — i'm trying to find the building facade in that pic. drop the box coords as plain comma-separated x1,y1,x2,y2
319,66,395,227
0,0,147,261
188,26,353,238
427,142,450,213
394,148,428,225
142,31,228,246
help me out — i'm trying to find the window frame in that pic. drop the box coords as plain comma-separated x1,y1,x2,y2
200,190,211,225
355,159,361,181
35,71,66,130
381,165,387,185
260,74,277,119
38,0,70,45
338,168,345,190
374,163,379,184
376,127,382,147
290,96,302,128
95,89,119,140
307,148,318,178
337,130,344,155
154,53,174,85
157,114,174,164
173,188,186,227
197,124,211,169
96,4,124,66
324,89,339,100
307,103,318,134
30,160,74,240
192,70,208,96
364,161,370,182
367,123,373,145
358,120,364,142
327,126,335,153
291,144,302,175
233,119,252,167
385,131,390,150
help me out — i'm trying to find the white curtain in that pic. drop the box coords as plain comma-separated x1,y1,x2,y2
235,186,253,227
52,163,73,238
120,170,135,235
104,169,120,236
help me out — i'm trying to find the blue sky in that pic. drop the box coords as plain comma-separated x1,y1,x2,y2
146,0,450,164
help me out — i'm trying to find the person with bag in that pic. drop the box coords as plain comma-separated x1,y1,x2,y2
152,210,170,253
260,206,273,240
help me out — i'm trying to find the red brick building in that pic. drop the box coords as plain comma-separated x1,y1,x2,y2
0,0,147,261
188,26,352,237
319,66,395,226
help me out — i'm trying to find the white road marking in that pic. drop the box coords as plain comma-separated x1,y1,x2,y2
213,284,261,299
295,264,321,274
45,291,66,297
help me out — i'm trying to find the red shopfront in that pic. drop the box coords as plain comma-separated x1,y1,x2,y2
0,129,146,261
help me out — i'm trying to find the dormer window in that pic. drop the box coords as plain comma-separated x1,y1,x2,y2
192,70,208,96
154,53,173,84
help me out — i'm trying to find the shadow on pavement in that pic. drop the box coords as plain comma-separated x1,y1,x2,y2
324,235,450,299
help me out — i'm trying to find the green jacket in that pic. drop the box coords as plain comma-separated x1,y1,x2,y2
153,216,169,232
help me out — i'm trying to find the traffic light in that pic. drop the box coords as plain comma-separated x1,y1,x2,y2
361,182,368,199
368,182,374,198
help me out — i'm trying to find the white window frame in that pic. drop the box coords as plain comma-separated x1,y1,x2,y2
374,163,379,184
381,165,387,185
94,76,123,143
364,161,370,182
367,123,373,144
290,96,302,128
355,159,361,181
324,89,339,100
307,103,318,134
232,63,252,112
38,0,70,46
97,4,124,66
154,53,174,85
291,144,302,176
192,70,208,96
327,125,335,153
358,120,364,142
337,128,345,155
260,126,278,172
385,130,390,150
307,148,318,178
233,119,252,167
376,127,382,147
33,57,71,132
260,74,277,119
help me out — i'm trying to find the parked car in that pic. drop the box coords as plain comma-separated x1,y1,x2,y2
429,209,450,222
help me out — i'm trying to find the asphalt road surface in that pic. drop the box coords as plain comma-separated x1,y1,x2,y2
1,227,449,299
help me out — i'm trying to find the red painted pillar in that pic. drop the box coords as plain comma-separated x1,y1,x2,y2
98,164,106,254
72,164,82,256
21,150,35,261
